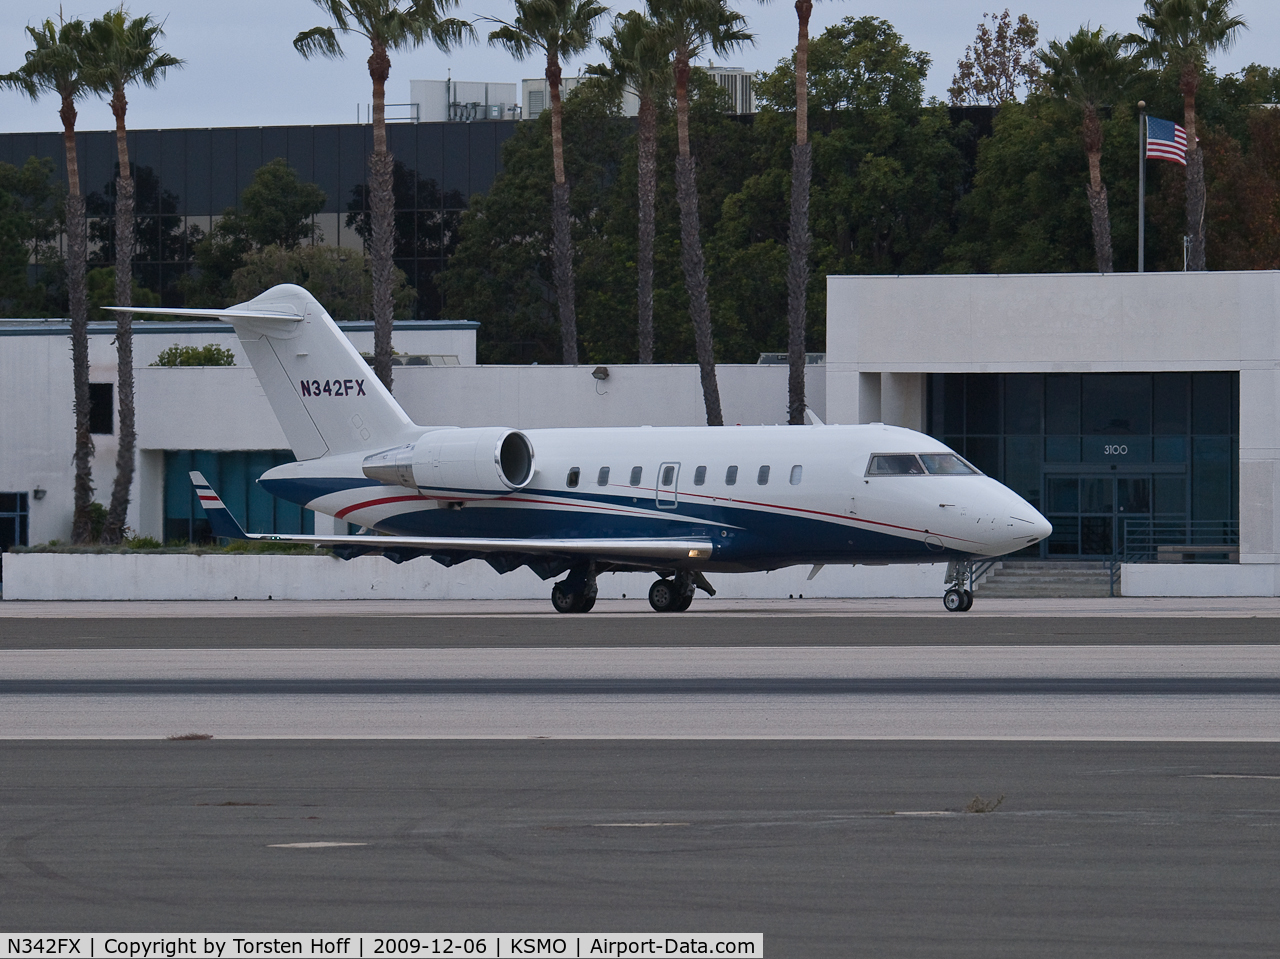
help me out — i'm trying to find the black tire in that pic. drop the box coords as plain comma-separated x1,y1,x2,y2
649,578,680,612
960,589,974,611
579,590,597,613
551,581,582,614
673,589,694,612
943,588,965,612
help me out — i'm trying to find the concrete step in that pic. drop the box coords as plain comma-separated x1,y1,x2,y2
975,561,1116,598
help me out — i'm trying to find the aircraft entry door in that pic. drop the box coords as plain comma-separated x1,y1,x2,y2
656,462,680,509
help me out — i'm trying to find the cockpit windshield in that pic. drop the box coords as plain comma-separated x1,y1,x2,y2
919,453,979,474
866,453,980,476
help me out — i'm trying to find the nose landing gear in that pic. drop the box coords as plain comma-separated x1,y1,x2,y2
942,560,974,612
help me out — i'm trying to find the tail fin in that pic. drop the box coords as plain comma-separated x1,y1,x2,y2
190,472,249,540
113,285,417,460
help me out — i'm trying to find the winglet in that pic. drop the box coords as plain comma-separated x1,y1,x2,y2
804,408,825,426
190,471,250,540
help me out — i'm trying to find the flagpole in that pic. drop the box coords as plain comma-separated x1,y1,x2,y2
1138,100,1146,274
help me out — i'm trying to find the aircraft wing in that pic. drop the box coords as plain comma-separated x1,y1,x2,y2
190,472,712,562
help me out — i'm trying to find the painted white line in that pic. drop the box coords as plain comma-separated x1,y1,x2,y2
267,842,367,849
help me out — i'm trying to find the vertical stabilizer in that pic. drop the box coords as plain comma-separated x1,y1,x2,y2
229,285,417,459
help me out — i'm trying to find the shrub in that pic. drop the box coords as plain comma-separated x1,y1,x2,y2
151,344,236,367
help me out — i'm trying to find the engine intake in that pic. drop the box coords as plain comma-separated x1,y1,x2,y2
362,427,535,497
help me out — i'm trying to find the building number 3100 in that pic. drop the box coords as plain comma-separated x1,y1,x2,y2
1104,444,1129,455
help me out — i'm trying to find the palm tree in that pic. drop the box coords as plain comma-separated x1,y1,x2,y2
587,12,672,363
785,0,811,424
2,17,97,543
1038,26,1136,274
648,0,751,425
85,7,183,546
487,0,609,366
296,0,473,389
1126,0,1247,271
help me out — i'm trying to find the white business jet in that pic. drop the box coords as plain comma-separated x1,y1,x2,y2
113,284,1050,613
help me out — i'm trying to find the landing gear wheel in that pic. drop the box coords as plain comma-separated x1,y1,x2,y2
552,581,592,614
943,588,967,612
672,589,694,612
960,589,974,612
648,578,681,612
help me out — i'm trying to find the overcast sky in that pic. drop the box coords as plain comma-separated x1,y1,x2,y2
2,0,1278,134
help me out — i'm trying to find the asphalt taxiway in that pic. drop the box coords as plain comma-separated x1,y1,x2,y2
2,599,1278,954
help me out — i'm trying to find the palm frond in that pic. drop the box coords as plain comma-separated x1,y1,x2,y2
294,25,345,59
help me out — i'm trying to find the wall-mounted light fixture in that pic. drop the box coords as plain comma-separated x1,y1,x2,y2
32,486,46,501
591,366,610,381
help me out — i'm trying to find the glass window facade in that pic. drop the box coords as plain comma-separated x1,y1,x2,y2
927,372,1239,557
0,121,517,319
163,450,314,544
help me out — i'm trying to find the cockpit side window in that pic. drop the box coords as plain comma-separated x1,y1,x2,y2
920,453,980,475
866,454,926,476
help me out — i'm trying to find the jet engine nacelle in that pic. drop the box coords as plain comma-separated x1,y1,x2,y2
362,427,535,497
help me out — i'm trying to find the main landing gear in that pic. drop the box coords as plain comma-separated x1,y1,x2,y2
648,571,716,613
943,559,974,612
550,565,597,614
550,566,717,614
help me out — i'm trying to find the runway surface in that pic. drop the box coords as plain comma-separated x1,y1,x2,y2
4,597,1280,648
3,646,1279,740
2,740,1278,956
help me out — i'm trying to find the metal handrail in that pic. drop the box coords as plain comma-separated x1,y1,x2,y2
969,558,999,591
1122,518,1239,564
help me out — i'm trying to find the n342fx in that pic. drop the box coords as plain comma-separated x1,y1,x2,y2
116,284,1051,612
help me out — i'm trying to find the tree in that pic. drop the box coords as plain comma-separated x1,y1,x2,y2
487,0,610,365
649,0,752,425
180,158,329,306
1126,0,1248,271
587,11,672,363
295,0,473,390
84,7,182,545
231,244,416,320
2,16,98,543
1038,26,1138,273
949,9,1040,105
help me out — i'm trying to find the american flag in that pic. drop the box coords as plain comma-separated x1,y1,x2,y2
1146,116,1187,165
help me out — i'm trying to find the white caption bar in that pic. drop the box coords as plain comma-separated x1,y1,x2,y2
2,936,763,959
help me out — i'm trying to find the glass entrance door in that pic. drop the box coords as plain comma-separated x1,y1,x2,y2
1044,475,1151,557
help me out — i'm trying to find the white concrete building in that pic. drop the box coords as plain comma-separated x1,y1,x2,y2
826,271,1265,592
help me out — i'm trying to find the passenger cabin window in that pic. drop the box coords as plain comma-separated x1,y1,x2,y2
790,465,803,485
757,465,770,485
694,466,707,486
919,453,979,475
661,465,675,486
867,454,927,475
566,467,581,488
630,466,643,486
725,466,738,486
597,466,610,486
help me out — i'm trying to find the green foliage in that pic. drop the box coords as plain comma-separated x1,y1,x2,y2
0,156,63,317
231,244,415,321
86,501,107,542
756,16,931,121
150,343,236,367
87,266,160,321
122,534,163,549
232,158,326,250
180,159,328,307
